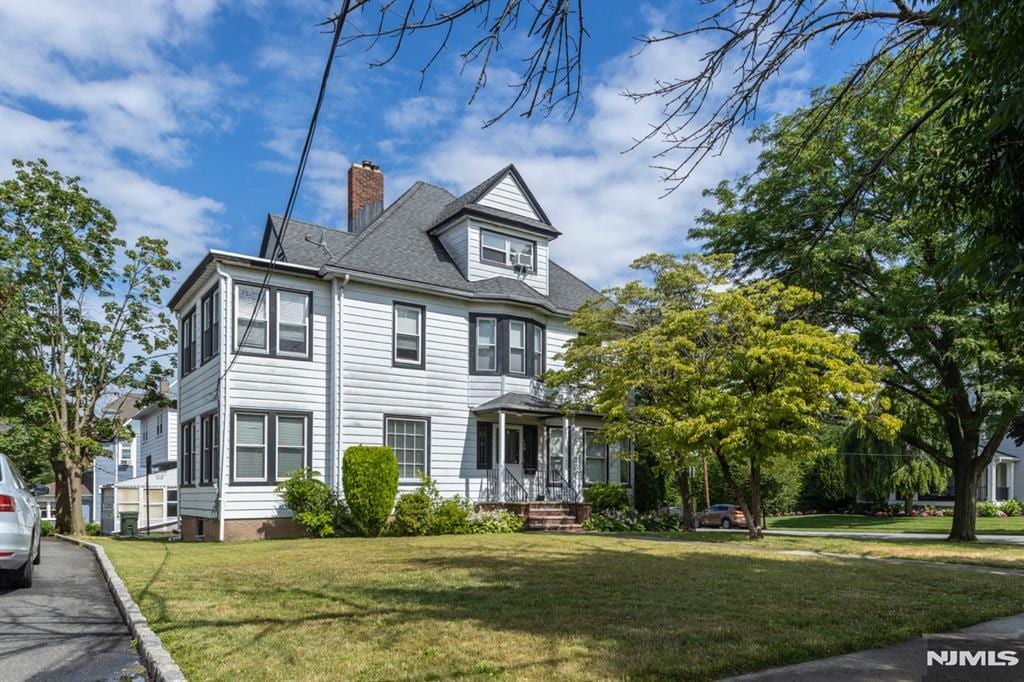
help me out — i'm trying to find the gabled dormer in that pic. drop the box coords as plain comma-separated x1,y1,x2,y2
430,165,559,296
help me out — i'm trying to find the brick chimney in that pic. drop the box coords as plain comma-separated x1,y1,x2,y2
348,160,384,233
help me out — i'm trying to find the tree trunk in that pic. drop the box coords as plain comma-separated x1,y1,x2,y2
949,453,983,541
714,450,761,540
51,452,85,536
749,460,764,539
675,468,695,531
903,493,913,516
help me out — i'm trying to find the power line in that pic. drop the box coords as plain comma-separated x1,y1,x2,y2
218,0,352,384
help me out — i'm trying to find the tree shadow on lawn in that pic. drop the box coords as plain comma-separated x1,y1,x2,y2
135,536,1023,680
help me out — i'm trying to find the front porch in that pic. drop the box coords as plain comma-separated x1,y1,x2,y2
472,392,632,505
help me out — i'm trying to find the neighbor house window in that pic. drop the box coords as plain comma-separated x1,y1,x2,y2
200,413,218,484
181,420,195,486
201,287,219,363
181,308,196,375
480,229,534,269
547,427,565,484
584,430,607,484
156,413,163,435
475,318,497,372
236,285,268,352
142,420,149,443
166,489,178,518
393,303,425,368
276,415,306,479
277,290,309,356
120,443,132,464
234,413,267,481
386,416,429,480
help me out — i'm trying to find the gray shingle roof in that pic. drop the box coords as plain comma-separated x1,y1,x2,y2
264,170,602,316
473,392,562,415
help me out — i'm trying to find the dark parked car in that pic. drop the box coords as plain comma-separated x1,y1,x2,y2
695,504,746,529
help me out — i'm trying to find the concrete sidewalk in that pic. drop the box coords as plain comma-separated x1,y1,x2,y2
700,527,1024,545
727,613,1024,681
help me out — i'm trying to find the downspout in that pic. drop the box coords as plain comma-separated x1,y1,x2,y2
334,274,349,493
216,264,232,542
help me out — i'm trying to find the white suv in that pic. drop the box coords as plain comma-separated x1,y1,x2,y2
0,453,45,588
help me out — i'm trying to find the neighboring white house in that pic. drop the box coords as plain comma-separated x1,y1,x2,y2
914,433,1022,506
168,162,629,541
100,385,179,534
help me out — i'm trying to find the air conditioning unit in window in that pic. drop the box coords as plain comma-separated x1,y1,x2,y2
512,252,532,273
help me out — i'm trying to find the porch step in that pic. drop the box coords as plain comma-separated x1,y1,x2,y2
525,513,582,532
526,521,583,532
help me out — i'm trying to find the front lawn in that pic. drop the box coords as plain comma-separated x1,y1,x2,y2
768,513,1024,535
95,534,1023,681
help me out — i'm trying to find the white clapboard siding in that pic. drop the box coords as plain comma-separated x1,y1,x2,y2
466,221,549,295
438,220,470,276
477,173,541,220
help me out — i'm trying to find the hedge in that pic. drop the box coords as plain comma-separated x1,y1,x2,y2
342,445,399,536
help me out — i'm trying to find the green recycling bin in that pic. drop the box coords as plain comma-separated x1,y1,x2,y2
120,511,139,537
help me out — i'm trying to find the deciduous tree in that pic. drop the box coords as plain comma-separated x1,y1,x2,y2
0,159,177,534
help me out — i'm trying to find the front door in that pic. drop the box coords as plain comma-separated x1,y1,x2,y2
504,426,524,492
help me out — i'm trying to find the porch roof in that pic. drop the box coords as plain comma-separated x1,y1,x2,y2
473,392,563,417
473,392,601,418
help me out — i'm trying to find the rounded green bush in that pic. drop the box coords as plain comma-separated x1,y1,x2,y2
393,488,434,536
582,482,630,514
342,445,399,536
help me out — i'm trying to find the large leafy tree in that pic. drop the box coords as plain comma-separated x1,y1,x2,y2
0,159,178,534
694,67,1024,541
548,255,896,539
838,426,947,514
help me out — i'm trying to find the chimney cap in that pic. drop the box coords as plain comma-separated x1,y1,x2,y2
356,160,380,171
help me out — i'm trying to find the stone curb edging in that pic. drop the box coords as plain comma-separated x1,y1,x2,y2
55,535,186,682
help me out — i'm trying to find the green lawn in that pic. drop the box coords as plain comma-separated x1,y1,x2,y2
768,513,1024,535
94,533,1024,681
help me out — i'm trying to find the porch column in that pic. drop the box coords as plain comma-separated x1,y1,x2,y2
988,461,997,501
562,416,571,489
497,411,506,501
1008,462,1015,501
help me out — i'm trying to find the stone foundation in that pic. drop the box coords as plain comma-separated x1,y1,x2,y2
179,515,306,541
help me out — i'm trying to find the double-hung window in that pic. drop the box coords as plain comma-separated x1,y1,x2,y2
277,290,309,356
386,416,429,481
609,439,630,486
276,415,306,479
200,413,218,484
201,288,219,363
234,413,266,481
393,303,425,368
142,420,149,443
480,229,534,270
166,489,178,518
119,443,132,465
584,430,607,485
475,318,497,372
181,421,195,486
471,316,544,376
547,427,565,484
508,320,526,374
156,413,163,436
181,308,196,375
236,285,268,353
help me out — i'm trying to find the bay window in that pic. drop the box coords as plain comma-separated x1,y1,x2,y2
476,318,497,371
508,320,526,374
470,315,545,377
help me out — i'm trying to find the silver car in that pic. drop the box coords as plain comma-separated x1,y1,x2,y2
0,453,46,588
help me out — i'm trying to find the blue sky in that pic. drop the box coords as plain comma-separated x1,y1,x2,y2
0,0,872,291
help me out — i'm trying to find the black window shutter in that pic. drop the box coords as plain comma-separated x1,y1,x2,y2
523,425,538,473
476,422,493,469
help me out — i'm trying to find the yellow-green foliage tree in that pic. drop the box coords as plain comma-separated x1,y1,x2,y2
548,255,899,539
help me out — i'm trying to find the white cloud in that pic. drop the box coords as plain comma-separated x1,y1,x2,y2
384,96,454,130
0,0,228,265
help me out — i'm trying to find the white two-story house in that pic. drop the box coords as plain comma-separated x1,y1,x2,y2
168,162,630,541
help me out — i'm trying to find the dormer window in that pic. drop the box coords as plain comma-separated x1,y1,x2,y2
480,229,534,270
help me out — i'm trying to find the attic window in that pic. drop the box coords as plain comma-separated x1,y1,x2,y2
480,229,534,270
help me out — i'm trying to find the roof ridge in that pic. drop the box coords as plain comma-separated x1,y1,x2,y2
332,181,435,263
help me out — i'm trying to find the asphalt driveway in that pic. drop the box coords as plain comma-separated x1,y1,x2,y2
0,538,145,681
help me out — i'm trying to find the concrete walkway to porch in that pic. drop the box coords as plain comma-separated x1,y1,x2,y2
724,613,1024,681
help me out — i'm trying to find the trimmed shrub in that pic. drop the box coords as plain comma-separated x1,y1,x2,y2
1001,499,1023,517
467,510,524,534
40,520,55,537
392,482,436,536
582,510,643,532
342,445,399,537
432,498,471,535
84,521,101,536
976,501,999,517
583,482,630,514
276,468,356,537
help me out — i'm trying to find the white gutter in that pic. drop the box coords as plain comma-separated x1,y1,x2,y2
329,274,349,493
216,264,232,542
